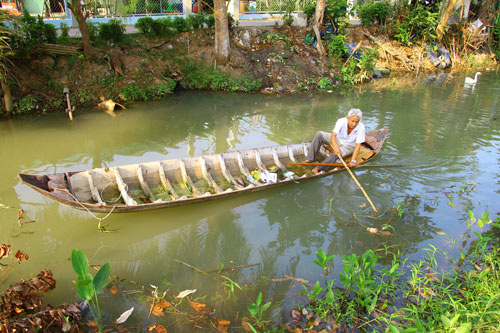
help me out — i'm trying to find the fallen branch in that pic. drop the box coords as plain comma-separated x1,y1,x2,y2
271,275,309,284
174,259,208,275
206,262,260,273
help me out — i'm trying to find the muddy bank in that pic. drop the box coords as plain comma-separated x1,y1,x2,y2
5,25,497,116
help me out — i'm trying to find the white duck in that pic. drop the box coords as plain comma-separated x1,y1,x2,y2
465,72,481,85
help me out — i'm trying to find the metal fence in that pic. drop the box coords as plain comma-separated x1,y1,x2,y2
84,0,183,17
240,0,314,13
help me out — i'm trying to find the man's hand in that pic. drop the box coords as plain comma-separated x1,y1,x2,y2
348,161,356,168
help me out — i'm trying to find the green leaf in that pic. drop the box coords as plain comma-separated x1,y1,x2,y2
76,283,93,301
389,324,400,333
325,289,334,304
467,210,476,222
93,262,110,292
248,304,258,317
478,218,484,228
262,301,271,312
456,323,471,333
256,292,262,306
73,278,92,287
441,315,451,329
246,322,258,333
71,249,89,278
449,313,460,328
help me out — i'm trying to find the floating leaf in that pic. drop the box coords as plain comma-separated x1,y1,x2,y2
110,285,118,295
367,227,378,234
15,250,29,263
0,244,10,259
189,300,208,313
436,232,446,235
116,307,134,324
241,317,252,332
148,324,167,332
359,203,367,208
290,309,302,321
176,289,196,299
152,300,171,317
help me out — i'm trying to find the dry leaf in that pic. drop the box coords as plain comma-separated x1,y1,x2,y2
290,309,302,321
359,203,367,208
110,285,118,295
313,317,321,327
152,306,165,317
87,320,98,327
242,317,252,332
218,320,230,326
176,289,196,299
0,244,10,259
436,231,446,235
115,307,134,324
189,300,208,313
367,227,378,234
15,250,29,263
148,323,167,333
217,320,230,333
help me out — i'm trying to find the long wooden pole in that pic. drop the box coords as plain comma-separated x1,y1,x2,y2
288,162,402,168
336,155,379,214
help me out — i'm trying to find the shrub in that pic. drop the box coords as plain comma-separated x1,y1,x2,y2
391,4,439,45
135,16,155,35
326,34,348,58
98,19,125,43
14,96,39,114
204,14,215,28
9,10,57,56
86,22,98,41
186,14,205,30
173,16,189,32
358,1,392,26
493,24,500,58
119,81,147,101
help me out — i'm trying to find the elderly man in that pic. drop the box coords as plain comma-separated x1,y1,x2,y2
305,109,366,174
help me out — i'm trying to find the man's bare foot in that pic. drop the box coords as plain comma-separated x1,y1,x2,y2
304,160,311,163
312,168,325,175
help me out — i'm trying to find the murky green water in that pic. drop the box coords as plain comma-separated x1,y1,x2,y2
1,71,499,330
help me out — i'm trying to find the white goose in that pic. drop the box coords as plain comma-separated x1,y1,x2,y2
465,72,481,85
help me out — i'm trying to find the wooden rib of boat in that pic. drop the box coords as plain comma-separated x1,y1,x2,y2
18,128,388,213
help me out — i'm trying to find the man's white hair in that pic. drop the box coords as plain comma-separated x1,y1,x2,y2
348,108,362,120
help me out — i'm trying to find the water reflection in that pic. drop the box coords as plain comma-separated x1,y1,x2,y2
1,72,499,327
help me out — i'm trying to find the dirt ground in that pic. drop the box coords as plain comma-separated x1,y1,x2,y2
6,25,497,115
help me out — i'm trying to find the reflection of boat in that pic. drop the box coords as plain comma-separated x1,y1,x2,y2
18,128,389,213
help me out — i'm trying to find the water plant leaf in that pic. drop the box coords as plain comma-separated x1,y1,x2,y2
176,289,196,298
148,323,167,332
71,249,89,278
93,262,110,292
152,300,171,316
261,301,271,312
116,306,134,324
248,303,258,317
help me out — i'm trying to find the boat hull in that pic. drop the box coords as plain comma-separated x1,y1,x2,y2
18,128,388,213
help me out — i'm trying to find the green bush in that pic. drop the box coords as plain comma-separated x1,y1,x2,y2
119,81,147,101
493,23,500,58
391,4,439,45
99,19,125,43
180,60,261,92
14,96,39,114
173,16,189,32
326,34,348,58
186,14,205,30
325,0,349,32
9,10,57,57
204,14,215,28
358,1,392,26
86,22,98,41
135,16,155,35
147,80,176,99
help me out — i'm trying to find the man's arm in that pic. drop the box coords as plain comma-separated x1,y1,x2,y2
330,132,341,156
348,143,362,167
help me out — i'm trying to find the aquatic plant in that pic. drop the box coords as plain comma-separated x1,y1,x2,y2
71,249,110,332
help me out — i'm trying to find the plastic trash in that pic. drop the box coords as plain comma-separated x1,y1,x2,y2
246,175,260,185
261,171,278,184
284,171,298,180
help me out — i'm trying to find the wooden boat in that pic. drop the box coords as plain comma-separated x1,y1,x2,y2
18,128,388,213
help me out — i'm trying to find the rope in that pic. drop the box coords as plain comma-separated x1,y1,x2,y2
54,188,118,222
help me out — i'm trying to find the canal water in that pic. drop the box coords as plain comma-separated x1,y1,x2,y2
1,71,499,330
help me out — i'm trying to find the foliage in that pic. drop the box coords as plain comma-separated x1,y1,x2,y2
493,23,500,58
71,249,110,332
324,0,349,33
180,60,261,92
173,16,189,32
98,19,125,43
357,1,392,26
147,80,176,99
204,14,215,28
8,10,57,57
119,81,147,101
326,34,348,58
296,215,500,331
303,3,316,20
186,14,205,30
391,4,439,45
13,95,39,114
282,5,294,27
247,292,272,330
86,21,98,41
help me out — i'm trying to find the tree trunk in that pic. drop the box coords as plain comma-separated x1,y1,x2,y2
1,80,12,113
67,0,93,59
436,0,459,42
313,0,326,56
214,0,230,65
